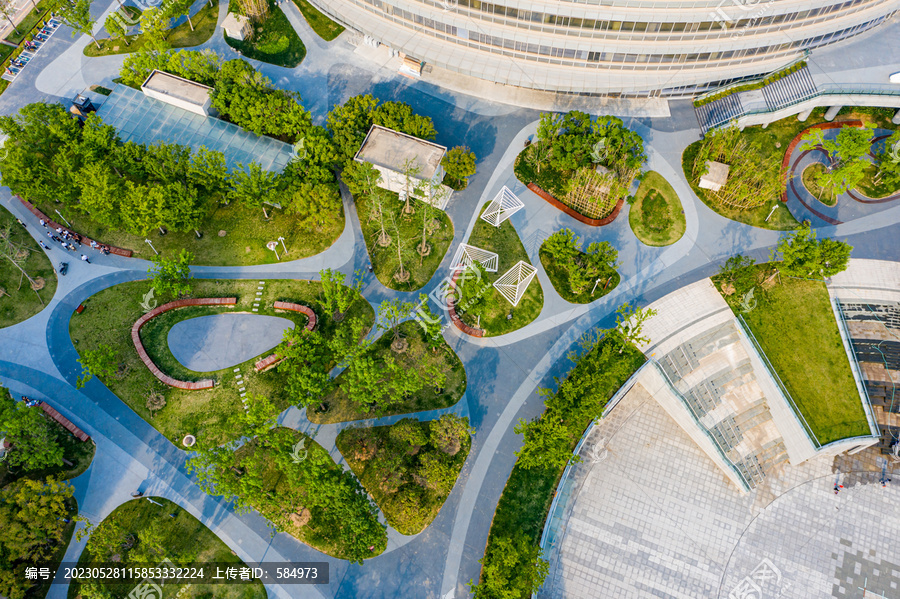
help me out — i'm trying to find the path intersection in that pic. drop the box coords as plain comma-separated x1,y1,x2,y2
0,3,897,598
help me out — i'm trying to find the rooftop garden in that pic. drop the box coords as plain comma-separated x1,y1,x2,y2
0,207,57,329
337,414,472,535
713,229,869,444
453,202,543,336
539,228,619,304
68,497,266,599
628,171,686,246
514,111,646,221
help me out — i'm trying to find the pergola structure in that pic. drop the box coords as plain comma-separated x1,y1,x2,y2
450,244,499,272
480,186,524,227
493,260,537,306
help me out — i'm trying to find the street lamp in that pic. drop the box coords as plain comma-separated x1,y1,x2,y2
145,239,158,255
278,236,287,254
266,241,280,261
55,209,71,228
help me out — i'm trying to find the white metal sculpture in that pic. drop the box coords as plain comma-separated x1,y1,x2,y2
480,186,524,227
450,244,499,273
493,260,537,306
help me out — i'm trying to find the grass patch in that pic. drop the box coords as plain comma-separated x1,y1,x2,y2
682,140,799,230
714,265,869,444
310,320,466,424
292,0,344,40
224,2,306,67
337,417,471,535
800,163,837,206
481,338,645,595
629,171,686,246
0,43,14,63
0,207,57,329
455,203,542,336
857,162,899,199
68,278,374,446
38,199,343,266
83,1,219,57
67,497,266,599
538,249,618,305
356,192,454,292
4,0,56,46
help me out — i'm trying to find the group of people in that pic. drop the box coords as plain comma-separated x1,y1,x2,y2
34,218,111,263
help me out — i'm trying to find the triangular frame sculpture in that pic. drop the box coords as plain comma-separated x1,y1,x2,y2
493,260,537,306
450,244,499,273
480,186,524,227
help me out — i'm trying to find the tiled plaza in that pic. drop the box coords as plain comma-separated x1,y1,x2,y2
539,385,900,599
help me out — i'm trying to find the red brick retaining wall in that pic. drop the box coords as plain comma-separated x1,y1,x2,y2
781,120,864,202
254,303,318,372
17,196,134,257
131,297,237,390
40,402,91,442
448,271,485,338
526,183,624,226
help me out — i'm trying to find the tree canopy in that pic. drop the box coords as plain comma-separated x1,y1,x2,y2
772,224,852,279
0,389,64,471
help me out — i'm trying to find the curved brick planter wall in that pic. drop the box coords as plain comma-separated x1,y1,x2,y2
131,297,237,390
526,183,624,226
18,196,134,257
447,271,485,338
254,303,318,372
781,120,863,203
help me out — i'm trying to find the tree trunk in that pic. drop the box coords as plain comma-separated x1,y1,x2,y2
6,16,19,34
187,14,194,31
91,34,101,49
1,255,43,305
262,205,269,219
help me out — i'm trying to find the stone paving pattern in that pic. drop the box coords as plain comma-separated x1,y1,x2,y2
541,385,900,599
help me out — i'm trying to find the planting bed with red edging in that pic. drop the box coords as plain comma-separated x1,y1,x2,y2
253,302,318,372
526,183,624,226
131,298,237,390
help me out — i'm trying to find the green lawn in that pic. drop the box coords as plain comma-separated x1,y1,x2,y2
800,163,837,206
857,163,900,199
67,498,266,599
455,203,543,336
0,43,14,64
39,199,344,266
83,1,219,57
292,0,344,40
715,267,870,444
629,171,686,246
0,207,57,329
356,191,455,292
4,0,56,46
681,140,800,231
68,278,374,446
224,2,306,67
538,249,619,305
310,320,467,424
337,417,471,535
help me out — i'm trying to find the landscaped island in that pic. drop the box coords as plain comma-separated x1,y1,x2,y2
514,111,646,223
0,207,57,329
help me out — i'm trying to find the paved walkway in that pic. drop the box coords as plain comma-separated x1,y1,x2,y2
168,313,295,371
0,6,897,598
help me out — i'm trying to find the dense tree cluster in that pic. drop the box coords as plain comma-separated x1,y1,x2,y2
541,228,618,296
0,478,74,599
875,130,900,192
186,395,386,563
0,388,63,471
772,224,852,279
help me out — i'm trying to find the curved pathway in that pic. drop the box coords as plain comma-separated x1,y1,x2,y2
0,10,898,599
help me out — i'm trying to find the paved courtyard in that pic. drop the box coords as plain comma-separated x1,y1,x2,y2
167,313,295,371
540,385,900,599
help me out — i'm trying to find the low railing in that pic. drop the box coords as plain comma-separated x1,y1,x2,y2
706,83,900,131
694,52,809,105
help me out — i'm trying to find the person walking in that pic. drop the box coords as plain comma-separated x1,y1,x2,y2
38,240,49,250
39,219,47,228
80,254,90,264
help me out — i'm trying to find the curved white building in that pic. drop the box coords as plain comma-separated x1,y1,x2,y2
311,0,899,96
